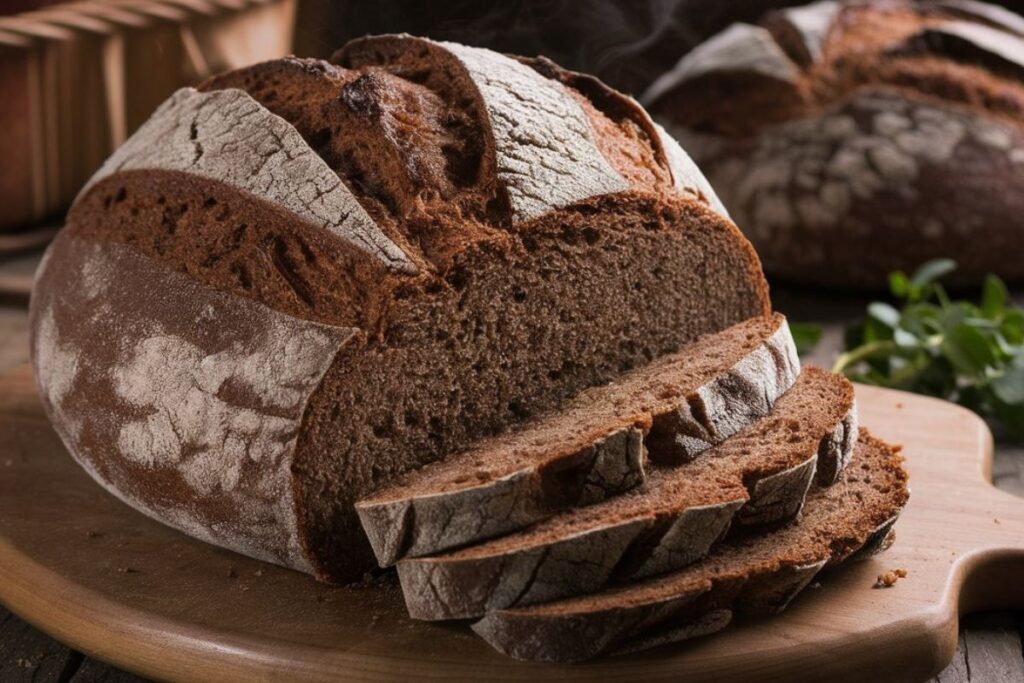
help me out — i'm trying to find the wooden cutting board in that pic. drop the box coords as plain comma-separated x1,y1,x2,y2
1,364,1022,682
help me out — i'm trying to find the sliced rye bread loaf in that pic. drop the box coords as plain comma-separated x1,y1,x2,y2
472,431,909,662
396,367,854,620
644,0,1024,288
31,35,771,581
356,314,798,567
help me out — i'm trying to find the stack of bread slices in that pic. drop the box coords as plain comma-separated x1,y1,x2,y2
31,33,910,664
358,313,909,662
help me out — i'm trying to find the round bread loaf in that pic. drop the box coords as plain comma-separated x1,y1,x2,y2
644,0,1024,288
30,35,770,582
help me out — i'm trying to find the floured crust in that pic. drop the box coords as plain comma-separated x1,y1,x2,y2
644,23,802,105
651,121,730,219
33,36,772,581
438,40,629,222
471,431,910,662
394,368,853,621
767,1,843,65
79,87,416,274
679,89,1024,286
646,0,1024,286
30,233,354,570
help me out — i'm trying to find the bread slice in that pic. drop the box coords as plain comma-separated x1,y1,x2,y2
357,314,798,566
472,431,908,662
396,367,854,620
39,36,774,582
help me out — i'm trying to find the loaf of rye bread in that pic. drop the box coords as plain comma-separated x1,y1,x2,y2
357,314,799,567
29,35,771,582
644,0,1024,288
473,431,909,662
395,367,855,620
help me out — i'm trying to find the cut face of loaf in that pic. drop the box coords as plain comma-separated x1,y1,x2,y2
397,367,854,620
644,0,1024,287
472,431,909,662
33,34,771,582
357,314,798,567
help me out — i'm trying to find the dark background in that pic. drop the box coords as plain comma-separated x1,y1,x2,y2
294,0,1024,94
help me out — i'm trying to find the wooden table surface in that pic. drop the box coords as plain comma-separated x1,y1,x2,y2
1,267,1023,682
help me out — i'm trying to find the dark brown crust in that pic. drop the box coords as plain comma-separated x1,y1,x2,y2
295,194,770,581
33,37,772,582
648,0,1024,287
471,431,909,662
395,368,854,622
684,87,1024,287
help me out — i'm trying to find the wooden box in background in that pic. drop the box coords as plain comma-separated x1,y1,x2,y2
0,0,297,234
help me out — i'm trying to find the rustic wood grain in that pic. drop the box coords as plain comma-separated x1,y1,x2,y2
0,252,40,303
1,285,1024,681
0,363,1021,682
934,613,1024,682
933,631,968,683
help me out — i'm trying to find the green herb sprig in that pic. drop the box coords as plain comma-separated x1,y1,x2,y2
832,259,1024,441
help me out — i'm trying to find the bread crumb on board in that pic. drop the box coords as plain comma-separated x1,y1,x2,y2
873,568,908,588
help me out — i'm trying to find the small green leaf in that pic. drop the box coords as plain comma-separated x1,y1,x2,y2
910,258,957,291
894,328,919,348
941,323,996,376
981,274,1009,318
842,262,1024,443
868,302,901,329
789,322,823,356
1001,311,1024,344
889,271,910,299
992,364,1024,405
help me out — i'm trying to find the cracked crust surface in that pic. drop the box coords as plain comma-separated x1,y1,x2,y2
357,314,796,568
675,89,1024,286
33,36,772,581
394,367,853,621
438,40,629,223
357,424,647,567
471,431,910,662
80,87,416,274
30,233,354,570
646,0,1024,286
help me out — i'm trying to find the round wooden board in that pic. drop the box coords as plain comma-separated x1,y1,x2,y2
2,364,1024,682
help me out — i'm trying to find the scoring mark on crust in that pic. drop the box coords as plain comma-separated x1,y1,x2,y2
79,87,417,274
440,42,629,223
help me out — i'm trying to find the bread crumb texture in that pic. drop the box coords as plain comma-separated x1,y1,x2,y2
34,35,770,581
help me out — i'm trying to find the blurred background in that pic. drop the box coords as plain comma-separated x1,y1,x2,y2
5,0,1024,271
2,0,828,295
